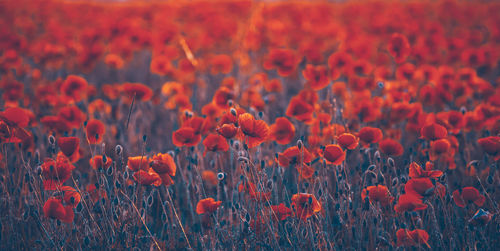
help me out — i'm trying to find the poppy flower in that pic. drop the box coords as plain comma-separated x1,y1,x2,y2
429,138,452,160
378,138,404,156
396,229,430,248
286,96,314,123
270,203,293,221
263,48,297,77
104,54,124,69
405,178,435,198
201,170,218,186
43,197,74,223
264,78,282,93
61,75,88,102
216,123,238,139
89,155,112,171
213,87,234,108
358,127,383,146
238,113,269,148
61,186,81,208
452,187,486,207
337,133,358,150
172,127,201,147
269,117,295,145
278,146,312,167
361,185,394,206
303,64,329,90
408,162,443,179
196,198,222,215
57,137,80,159
41,153,76,190
0,107,33,128
58,106,86,129
322,144,345,165
210,54,233,75
420,123,447,141
388,33,410,64
327,51,352,80
133,168,162,186
203,133,229,156
87,184,107,204
296,163,315,180
127,156,149,172
150,153,176,186
477,136,500,160
122,83,153,102
469,209,493,226
291,193,322,220
394,193,428,213
85,119,105,144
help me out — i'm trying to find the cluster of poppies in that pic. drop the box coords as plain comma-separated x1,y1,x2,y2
0,0,499,249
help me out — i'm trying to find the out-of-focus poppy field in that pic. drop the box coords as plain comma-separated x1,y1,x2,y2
1,0,500,249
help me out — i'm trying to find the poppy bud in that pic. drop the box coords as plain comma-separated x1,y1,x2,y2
387,157,395,168
217,172,225,181
230,108,237,116
48,135,55,145
115,145,123,155
297,139,303,149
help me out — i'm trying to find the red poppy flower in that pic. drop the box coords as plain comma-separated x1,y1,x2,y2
41,153,76,190
61,186,81,208
361,185,394,206
40,116,71,134
263,48,298,77
238,113,269,148
327,51,352,80
85,119,105,144
210,54,233,75
172,127,201,147
286,96,314,123
420,123,447,141
0,107,33,128
469,209,493,226
358,127,383,146
203,133,229,156
303,64,329,90
452,187,486,208
337,133,359,150
58,106,86,130
217,123,238,139
477,136,500,160
270,203,292,221
388,33,410,64
213,87,234,108
396,229,430,248
89,155,112,170
408,162,443,179
43,197,74,223
291,193,322,220
201,170,218,186
57,137,80,159
278,146,312,167
379,138,404,156
122,82,153,102
323,144,345,165
196,198,222,214
133,168,162,186
296,163,315,180
127,156,149,172
405,178,435,198
61,75,88,102
150,153,176,186
394,193,428,213
269,117,295,145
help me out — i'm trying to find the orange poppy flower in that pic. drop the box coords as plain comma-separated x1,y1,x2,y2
336,133,358,150
122,83,153,102
286,96,314,123
296,163,315,180
41,153,76,190
213,87,235,109
291,193,322,220
85,119,105,144
238,113,269,148
394,193,428,213
361,185,394,206
270,203,292,221
210,54,233,75
323,144,345,165
378,138,403,156
196,198,222,215
420,123,447,141
43,197,74,223
61,75,88,102
89,155,112,171
127,156,149,172
150,153,176,186
201,170,218,186
61,186,81,208
303,64,329,90
264,78,282,93
278,146,312,167
104,53,124,69
357,127,383,146
477,136,500,160
269,117,295,145
388,33,410,64
408,162,443,179
217,123,238,139
133,168,162,186
203,133,229,156
396,229,430,248
452,187,486,208
172,127,201,147
263,48,298,77
404,178,435,198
